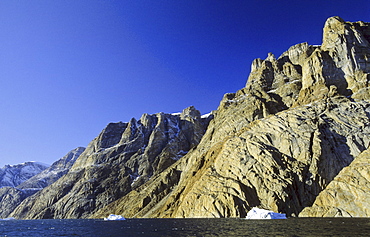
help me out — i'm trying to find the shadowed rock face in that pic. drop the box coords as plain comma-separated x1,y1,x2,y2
92,17,370,218
9,106,212,219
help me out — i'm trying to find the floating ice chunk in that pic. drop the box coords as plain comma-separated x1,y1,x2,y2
246,207,286,219
104,214,126,221
0,217,15,221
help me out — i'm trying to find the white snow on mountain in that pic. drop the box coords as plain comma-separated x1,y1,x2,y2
17,147,85,189
201,112,212,118
0,162,49,188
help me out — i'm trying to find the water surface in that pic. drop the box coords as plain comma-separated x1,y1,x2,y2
0,218,369,236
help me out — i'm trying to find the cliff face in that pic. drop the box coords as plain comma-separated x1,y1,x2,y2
92,17,370,218
10,106,211,219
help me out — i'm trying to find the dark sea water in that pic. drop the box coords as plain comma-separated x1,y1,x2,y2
0,218,369,237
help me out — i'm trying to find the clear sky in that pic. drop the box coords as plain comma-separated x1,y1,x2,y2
0,0,369,167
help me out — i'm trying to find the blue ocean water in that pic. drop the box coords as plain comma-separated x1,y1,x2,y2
0,218,369,236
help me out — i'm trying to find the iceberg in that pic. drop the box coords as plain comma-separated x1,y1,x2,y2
104,214,126,221
246,207,287,219
0,217,15,221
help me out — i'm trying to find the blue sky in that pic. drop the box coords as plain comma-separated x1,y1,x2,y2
0,1,369,167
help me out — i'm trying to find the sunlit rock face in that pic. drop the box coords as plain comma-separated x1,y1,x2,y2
92,17,370,218
10,106,212,219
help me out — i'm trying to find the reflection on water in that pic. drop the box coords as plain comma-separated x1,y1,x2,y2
0,217,369,236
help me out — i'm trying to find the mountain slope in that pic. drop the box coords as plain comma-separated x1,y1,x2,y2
10,106,212,219
93,16,370,218
0,187,39,218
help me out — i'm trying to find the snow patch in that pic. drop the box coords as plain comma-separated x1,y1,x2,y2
267,89,277,93
201,112,212,118
130,173,140,185
246,207,287,219
104,214,126,221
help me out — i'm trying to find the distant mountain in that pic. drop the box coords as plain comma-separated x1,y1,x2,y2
17,147,85,189
0,148,85,219
0,162,49,188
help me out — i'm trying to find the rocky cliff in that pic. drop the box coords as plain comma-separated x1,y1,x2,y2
92,16,370,218
9,106,211,219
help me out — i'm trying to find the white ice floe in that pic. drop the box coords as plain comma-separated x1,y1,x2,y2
246,207,287,219
0,217,15,221
104,214,126,221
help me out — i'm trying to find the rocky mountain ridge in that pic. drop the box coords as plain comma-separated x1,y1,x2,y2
92,16,370,218
2,16,370,219
9,106,212,219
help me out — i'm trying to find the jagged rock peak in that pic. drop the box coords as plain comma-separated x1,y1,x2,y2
77,106,210,163
241,16,370,110
180,106,201,120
